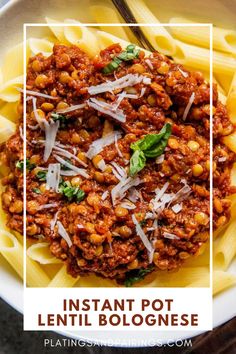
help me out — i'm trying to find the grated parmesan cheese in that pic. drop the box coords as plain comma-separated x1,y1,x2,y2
54,155,89,178
132,214,154,262
86,131,122,159
183,92,195,121
43,119,60,162
46,163,61,192
87,73,151,95
57,221,72,247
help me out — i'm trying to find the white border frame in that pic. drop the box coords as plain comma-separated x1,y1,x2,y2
23,22,213,332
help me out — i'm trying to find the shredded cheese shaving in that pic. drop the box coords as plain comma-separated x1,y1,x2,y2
87,98,126,123
183,92,195,121
86,131,122,159
57,221,72,247
43,119,60,162
46,163,61,192
132,214,154,262
87,73,151,95
54,155,89,178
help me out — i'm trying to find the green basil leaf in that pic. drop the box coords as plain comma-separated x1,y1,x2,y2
131,123,171,152
129,150,146,177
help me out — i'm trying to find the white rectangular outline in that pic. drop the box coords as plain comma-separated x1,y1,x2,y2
23,22,213,330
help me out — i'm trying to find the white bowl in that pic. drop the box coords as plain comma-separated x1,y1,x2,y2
0,0,236,347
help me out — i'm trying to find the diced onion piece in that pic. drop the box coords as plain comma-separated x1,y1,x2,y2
86,131,122,159
132,214,154,261
88,73,151,95
57,221,72,248
46,163,61,192
183,92,195,121
155,154,165,164
54,155,89,178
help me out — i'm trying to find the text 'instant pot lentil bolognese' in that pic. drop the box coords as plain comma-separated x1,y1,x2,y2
1,43,235,285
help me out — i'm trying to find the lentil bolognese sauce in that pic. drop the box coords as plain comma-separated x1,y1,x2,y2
1,43,235,285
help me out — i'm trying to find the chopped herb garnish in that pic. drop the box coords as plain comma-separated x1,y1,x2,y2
102,44,140,74
129,123,172,177
124,267,154,287
32,188,41,194
16,159,36,172
58,180,85,203
36,170,47,181
139,219,147,227
51,112,67,125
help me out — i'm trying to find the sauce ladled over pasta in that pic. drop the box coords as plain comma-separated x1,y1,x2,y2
1,43,235,285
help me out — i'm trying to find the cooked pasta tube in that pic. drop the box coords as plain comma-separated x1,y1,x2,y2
125,0,176,56
28,38,54,57
27,242,62,264
213,270,236,295
89,0,131,41
144,267,209,288
226,72,236,124
0,115,16,144
223,131,236,153
0,76,23,102
63,19,100,57
48,264,78,287
173,40,236,76
45,17,70,44
169,17,236,54
0,102,19,122
1,42,30,82
96,30,150,56
215,73,233,95
214,220,236,270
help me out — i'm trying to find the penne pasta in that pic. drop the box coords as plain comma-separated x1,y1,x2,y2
27,242,62,264
96,30,150,56
215,73,233,95
126,0,176,56
48,264,78,287
226,72,236,124
214,220,236,270
213,270,236,295
63,20,100,57
173,40,236,76
144,267,209,288
89,0,131,42
0,229,23,279
169,17,236,54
